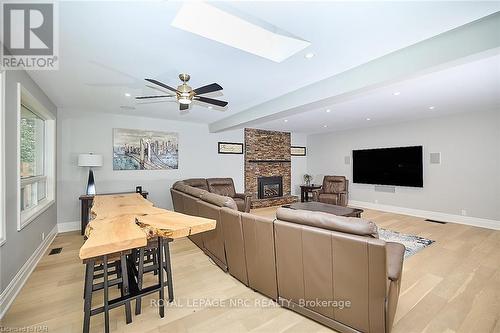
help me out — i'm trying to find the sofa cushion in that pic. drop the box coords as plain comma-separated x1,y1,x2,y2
183,185,208,198
322,176,347,193
318,193,338,205
183,178,209,191
200,192,238,210
276,207,378,238
207,178,236,197
172,180,186,190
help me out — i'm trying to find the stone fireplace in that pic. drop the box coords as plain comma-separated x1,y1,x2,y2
244,128,298,208
258,176,283,199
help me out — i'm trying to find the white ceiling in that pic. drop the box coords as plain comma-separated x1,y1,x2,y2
27,1,500,128
257,54,500,133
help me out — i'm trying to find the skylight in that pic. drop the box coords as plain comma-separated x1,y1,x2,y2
171,2,311,63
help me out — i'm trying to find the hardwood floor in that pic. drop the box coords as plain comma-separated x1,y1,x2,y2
1,207,500,333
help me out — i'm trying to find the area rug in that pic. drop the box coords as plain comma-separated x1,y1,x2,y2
378,228,435,259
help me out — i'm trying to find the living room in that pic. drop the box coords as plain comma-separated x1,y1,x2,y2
1,2,499,333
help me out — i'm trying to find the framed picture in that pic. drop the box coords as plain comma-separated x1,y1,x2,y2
113,128,179,170
218,142,244,154
291,146,307,156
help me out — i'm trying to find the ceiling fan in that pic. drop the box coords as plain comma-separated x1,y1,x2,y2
135,74,228,111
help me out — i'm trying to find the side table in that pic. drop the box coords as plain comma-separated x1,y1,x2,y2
299,185,322,202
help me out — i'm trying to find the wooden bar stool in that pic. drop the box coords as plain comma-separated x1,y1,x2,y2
83,253,132,333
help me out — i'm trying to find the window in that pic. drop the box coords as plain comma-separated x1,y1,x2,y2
20,106,46,211
17,84,55,230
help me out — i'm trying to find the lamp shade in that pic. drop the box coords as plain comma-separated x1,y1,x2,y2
78,153,103,167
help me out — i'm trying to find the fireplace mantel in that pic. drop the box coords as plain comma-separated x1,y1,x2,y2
247,159,291,163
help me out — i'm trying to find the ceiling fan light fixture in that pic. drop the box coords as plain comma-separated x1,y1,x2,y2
139,75,227,110
179,97,192,104
178,92,192,104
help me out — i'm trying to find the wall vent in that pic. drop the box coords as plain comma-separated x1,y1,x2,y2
49,248,62,255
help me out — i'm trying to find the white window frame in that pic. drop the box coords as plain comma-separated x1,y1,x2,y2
0,71,5,246
17,83,56,231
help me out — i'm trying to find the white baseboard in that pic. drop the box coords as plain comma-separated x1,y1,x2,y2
57,221,80,233
0,224,58,319
349,200,500,230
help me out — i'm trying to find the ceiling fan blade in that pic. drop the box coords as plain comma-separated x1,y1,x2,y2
135,95,173,99
145,79,178,93
180,103,189,111
195,96,228,107
193,83,223,95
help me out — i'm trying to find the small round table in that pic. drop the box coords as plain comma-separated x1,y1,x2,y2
299,184,322,202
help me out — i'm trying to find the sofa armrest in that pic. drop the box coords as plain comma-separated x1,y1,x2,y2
386,242,405,281
234,193,252,213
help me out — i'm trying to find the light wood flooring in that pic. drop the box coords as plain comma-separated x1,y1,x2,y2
1,207,500,333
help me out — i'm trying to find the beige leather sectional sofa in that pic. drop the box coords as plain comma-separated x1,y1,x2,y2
171,179,405,333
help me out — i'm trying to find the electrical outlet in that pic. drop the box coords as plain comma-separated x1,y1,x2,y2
375,199,378,204
461,209,467,216
41,232,45,241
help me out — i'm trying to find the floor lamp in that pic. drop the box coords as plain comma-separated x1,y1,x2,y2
78,153,103,195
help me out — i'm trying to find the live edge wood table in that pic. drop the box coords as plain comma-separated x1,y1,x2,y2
79,191,149,235
79,193,216,333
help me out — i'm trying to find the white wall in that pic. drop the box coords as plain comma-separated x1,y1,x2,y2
291,133,308,196
307,110,500,223
57,109,308,227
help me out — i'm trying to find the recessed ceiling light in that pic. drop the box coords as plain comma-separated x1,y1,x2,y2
171,2,310,62
323,125,328,128
305,52,315,59
284,119,288,122
208,106,213,109
124,93,131,97
429,106,435,110
366,118,371,121
326,109,331,113
393,92,401,96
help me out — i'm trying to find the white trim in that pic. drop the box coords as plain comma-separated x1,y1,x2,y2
16,83,57,231
349,200,500,231
20,199,55,227
0,71,5,246
57,221,80,233
0,224,58,319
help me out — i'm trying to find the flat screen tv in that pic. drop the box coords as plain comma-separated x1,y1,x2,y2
352,146,423,187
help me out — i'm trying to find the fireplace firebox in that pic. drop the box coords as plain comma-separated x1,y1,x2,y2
258,176,283,199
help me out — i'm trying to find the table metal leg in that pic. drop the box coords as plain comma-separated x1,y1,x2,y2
103,256,110,333
120,254,132,324
163,239,174,303
157,237,165,318
135,247,145,315
83,260,95,333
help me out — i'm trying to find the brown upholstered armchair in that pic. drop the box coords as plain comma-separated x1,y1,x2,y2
312,175,349,206
206,178,251,213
